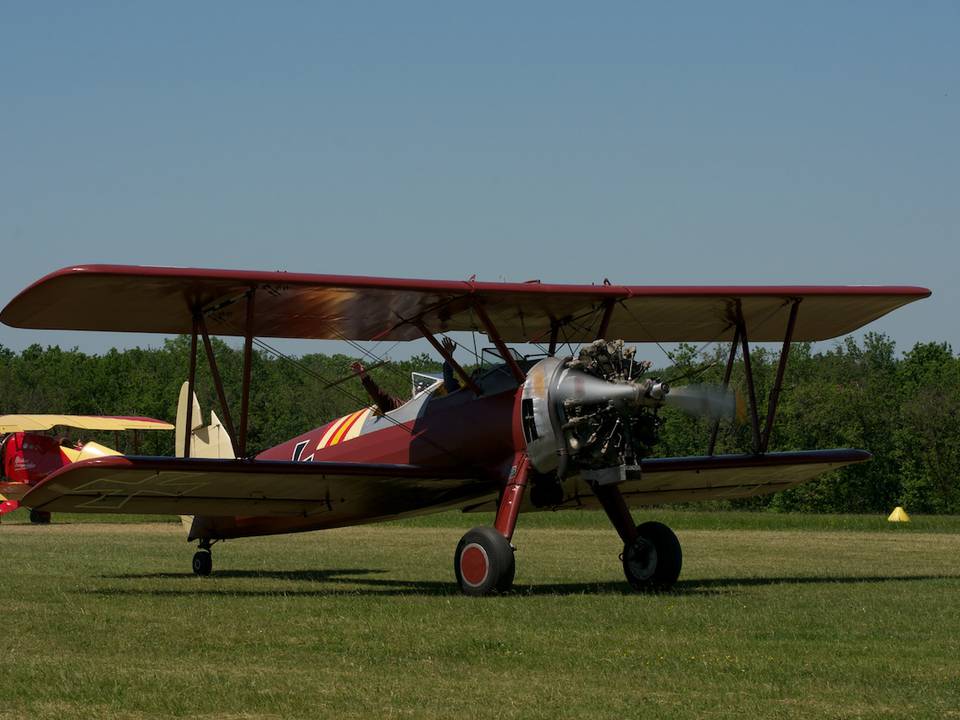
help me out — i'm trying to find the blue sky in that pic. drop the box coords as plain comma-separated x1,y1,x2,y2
1,2,956,361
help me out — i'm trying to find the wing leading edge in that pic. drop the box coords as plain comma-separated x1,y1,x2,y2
1,264,930,343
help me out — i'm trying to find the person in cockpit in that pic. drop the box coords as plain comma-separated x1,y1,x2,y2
440,337,462,393
352,336,463,414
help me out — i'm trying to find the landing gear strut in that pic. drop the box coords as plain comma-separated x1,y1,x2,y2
454,454,530,596
593,482,682,591
192,539,213,576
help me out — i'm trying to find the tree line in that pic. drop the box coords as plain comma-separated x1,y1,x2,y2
2,333,958,514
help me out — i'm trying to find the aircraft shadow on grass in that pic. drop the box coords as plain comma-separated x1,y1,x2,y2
91,570,960,598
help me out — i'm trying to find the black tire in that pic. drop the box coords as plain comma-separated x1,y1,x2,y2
192,550,213,577
454,526,515,596
622,521,682,591
29,509,51,525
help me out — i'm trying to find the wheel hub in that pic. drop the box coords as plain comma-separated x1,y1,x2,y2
459,543,490,588
624,538,658,581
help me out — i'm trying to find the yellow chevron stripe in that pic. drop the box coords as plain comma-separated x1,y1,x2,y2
342,408,372,443
329,409,365,446
317,414,350,450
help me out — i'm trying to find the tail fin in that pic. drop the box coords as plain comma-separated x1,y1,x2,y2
175,382,235,460
175,381,236,536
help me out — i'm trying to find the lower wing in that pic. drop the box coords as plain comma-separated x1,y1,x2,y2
21,457,495,522
463,449,871,512
622,449,870,505
23,449,869,520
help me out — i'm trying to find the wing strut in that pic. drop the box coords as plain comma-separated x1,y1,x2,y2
547,319,561,356
707,322,742,456
473,302,525,382
760,299,801,453
183,289,255,459
736,301,763,454
238,289,256,457
596,300,615,340
198,313,239,451
708,298,802,456
184,314,199,458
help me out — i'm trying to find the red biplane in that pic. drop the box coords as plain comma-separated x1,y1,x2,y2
0,265,929,594
0,414,173,522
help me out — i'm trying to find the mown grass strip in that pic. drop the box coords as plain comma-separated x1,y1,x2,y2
2,520,958,719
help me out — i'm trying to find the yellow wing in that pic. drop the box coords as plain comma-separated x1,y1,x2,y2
0,415,173,433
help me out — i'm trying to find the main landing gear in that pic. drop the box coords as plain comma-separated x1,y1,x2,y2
453,456,683,595
192,539,214,576
594,483,682,591
454,454,529,596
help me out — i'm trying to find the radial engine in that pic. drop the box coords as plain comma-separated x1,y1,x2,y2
520,339,670,482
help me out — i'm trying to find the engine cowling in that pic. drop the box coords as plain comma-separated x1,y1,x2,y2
520,340,665,479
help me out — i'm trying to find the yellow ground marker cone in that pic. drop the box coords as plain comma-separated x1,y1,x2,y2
887,506,911,522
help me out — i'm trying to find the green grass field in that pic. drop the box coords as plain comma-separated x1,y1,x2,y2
2,510,959,719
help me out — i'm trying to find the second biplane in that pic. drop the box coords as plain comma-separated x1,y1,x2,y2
1,266,929,594
0,414,173,522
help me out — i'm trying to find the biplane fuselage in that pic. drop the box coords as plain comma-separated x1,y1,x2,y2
201,382,521,541
273,384,517,470
1,265,930,594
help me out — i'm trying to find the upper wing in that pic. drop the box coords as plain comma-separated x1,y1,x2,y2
0,415,173,433
21,456,495,521
1,265,929,343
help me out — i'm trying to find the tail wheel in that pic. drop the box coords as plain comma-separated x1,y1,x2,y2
622,521,682,591
29,510,51,525
192,550,212,577
454,526,515,596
